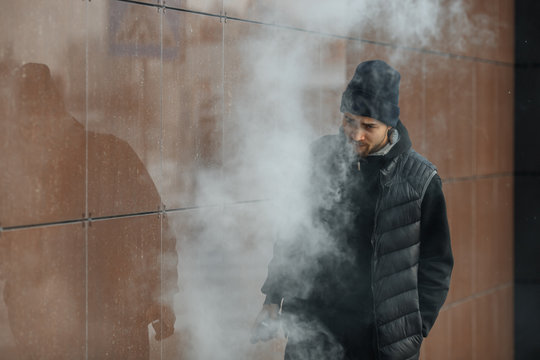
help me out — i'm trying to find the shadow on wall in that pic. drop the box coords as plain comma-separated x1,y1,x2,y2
0,62,178,359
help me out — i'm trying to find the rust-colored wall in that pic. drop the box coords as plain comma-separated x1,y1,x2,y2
0,0,514,359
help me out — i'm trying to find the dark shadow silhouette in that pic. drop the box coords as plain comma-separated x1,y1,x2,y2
0,62,178,360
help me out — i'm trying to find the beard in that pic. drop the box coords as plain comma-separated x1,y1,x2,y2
346,140,377,158
350,132,389,158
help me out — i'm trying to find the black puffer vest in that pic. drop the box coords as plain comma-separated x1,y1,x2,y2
372,149,436,360
306,122,438,359
262,121,441,360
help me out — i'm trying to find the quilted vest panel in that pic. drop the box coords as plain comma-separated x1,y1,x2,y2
372,150,437,360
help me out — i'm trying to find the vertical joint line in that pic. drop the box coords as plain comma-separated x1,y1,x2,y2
220,5,225,202
159,0,164,216
84,0,89,359
159,8,164,359
160,211,164,359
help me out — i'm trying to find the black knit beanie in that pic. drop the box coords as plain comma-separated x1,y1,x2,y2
340,60,401,127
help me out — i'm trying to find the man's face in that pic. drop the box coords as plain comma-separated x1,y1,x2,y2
342,112,391,157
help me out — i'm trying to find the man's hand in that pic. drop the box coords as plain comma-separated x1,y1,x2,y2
250,303,280,344
146,303,176,341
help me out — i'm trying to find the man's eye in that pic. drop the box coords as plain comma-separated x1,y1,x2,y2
364,124,375,129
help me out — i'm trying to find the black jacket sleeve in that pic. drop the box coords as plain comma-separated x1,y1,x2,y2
418,174,453,337
261,240,286,305
260,223,316,305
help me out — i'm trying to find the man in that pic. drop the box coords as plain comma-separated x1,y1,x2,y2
252,60,453,360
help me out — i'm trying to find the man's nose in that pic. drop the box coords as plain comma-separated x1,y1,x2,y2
351,128,365,141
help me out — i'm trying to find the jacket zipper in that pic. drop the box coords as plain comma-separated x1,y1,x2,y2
370,173,384,359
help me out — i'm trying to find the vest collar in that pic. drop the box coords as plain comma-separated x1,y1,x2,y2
378,120,412,186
